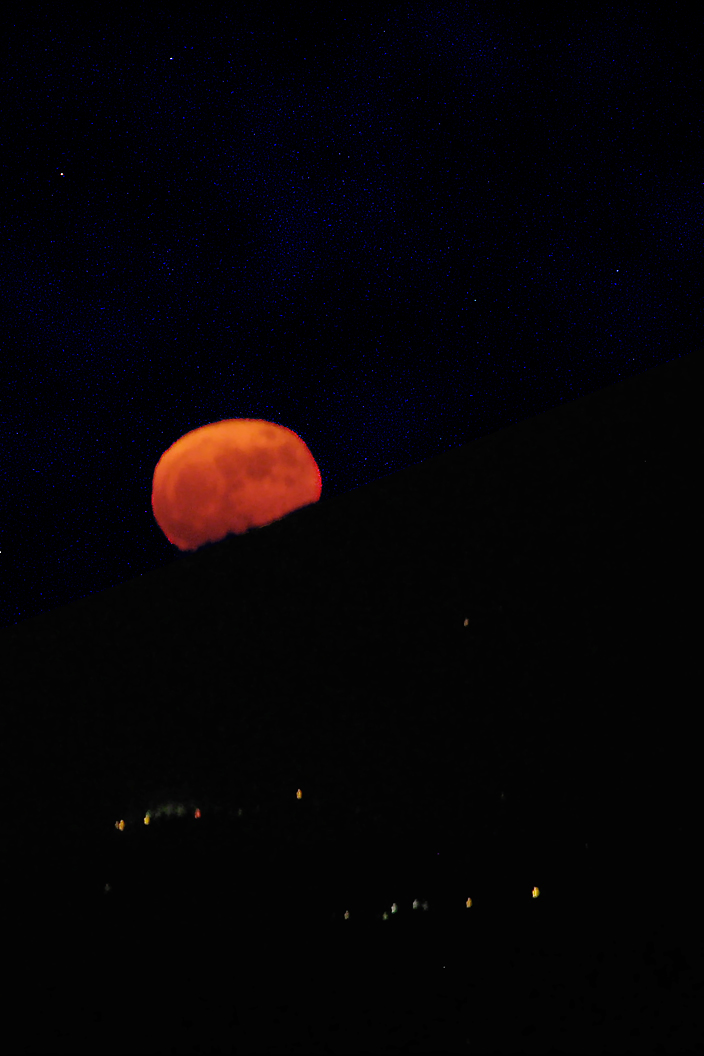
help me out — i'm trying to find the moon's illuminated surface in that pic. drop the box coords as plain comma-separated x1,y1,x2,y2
151,419,322,551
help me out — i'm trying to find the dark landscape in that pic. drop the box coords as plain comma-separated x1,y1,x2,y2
0,353,699,1052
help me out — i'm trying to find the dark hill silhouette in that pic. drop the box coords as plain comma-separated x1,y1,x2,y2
0,352,699,1052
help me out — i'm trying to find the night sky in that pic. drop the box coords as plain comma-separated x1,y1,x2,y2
0,7,701,1052
3,5,702,631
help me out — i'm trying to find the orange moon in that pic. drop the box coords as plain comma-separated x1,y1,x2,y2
151,419,322,551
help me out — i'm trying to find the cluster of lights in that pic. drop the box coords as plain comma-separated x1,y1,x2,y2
342,887,541,924
108,788,542,921
114,803,202,830
113,790,303,832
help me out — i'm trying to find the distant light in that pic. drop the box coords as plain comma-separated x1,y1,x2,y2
466,896,473,908
195,807,201,818
296,788,303,799
532,886,540,899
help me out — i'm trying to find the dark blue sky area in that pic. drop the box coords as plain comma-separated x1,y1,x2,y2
2,4,702,628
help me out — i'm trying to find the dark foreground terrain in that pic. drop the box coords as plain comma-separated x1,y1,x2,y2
1,352,701,1052
4,798,701,1054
